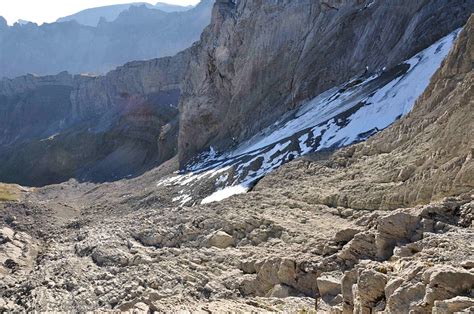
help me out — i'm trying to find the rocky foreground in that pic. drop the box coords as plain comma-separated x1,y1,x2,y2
0,10,473,314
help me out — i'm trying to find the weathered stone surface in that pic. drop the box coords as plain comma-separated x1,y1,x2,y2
317,273,342,301
375,211,421,260
277,258,297,287
341,269,357,314
424,267,474,307
266,284,299,298
0,227,38,275
433,296,474,314
385,281,426,313
91,246,130,267
354,269,388,313
178,0,473,165
207,230,235,248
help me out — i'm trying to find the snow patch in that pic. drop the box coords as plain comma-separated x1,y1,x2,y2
201,185,249,204
160,29,460,205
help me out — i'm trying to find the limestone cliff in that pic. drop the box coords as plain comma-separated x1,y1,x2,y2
178,0,474,165
0,51,191,186
257,14,474,210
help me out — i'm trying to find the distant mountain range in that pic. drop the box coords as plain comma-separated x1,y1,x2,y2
57,2,194,27
0,0,212,78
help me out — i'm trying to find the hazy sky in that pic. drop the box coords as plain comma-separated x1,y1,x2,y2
0,0,200,25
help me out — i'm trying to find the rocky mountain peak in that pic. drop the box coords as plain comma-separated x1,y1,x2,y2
0,16,7,28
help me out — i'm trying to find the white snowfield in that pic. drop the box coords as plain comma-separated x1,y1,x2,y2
158,30,460,206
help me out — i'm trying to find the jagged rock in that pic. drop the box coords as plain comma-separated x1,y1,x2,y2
295,271,319,297
334,228,362,244
341,269,358,314
385,282,426,313
0,227,38,273
423,267,474,307
433,296,474,314
132,302,150,313
338,232,377,263
266,284,299,298
237,274,258,296
255,259,281,296
239,260,256,274
375,211,421,260
354,269,388,313
277,259,297,287
207,230,234,249
91,246,130,267
317,273,342,302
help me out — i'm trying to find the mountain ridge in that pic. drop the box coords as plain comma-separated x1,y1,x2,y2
57,2,194,27
0,0,213,78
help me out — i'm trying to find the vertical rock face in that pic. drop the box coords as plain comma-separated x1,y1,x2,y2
0,50,191,186
178,0,474,166
255,14,474,211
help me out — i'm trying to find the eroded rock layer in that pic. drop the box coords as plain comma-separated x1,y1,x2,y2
0,51,190,186
178,0,473,165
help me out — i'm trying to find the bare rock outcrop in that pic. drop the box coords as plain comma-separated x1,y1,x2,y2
256,14,474,210
0,50,191,186
178,0,474,165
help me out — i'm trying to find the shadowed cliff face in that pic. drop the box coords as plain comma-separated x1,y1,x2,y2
0,51,191,187
178,0,474,166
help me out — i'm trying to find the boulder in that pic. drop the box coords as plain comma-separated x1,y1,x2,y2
317,273,342,302
91,245,130,267
432,296,474,314
375,211,420,260
334,228,362,244
256,259,281,295
386,282,426,313
354,269,388,313
424,267,474,307
266,284,299,298
207,230,235,249
277,258,297,287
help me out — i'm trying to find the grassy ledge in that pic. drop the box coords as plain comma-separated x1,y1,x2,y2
0,183,27,202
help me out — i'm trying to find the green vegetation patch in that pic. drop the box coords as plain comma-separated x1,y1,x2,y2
0,183,22,202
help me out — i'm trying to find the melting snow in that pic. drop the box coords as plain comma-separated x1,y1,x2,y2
201,185,249,204
159,30,460,205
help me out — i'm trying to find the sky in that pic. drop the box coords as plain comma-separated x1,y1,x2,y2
0,0,200,25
